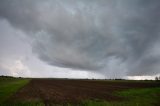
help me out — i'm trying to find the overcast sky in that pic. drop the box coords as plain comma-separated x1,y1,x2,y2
0,0,160,79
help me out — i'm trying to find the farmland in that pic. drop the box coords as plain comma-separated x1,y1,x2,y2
1,78,160,106
0,77,30,104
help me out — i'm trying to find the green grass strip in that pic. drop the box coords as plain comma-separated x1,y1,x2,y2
80,87,160,106
0,78,30,103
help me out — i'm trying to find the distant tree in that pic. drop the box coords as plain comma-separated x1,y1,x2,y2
155,76,159,81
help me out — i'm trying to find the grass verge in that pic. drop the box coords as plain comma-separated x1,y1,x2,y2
0,78,30,104
80,87,160,106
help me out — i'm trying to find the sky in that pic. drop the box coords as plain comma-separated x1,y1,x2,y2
0,0,160,79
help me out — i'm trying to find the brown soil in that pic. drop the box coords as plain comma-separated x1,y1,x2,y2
10,79,160,105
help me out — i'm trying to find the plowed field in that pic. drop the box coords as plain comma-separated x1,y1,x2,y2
10,79,160,105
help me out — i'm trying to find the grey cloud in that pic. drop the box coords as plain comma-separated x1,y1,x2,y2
0,67,10,76
0,0,160,76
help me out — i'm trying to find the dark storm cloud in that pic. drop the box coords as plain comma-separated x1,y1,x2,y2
0,0,160,76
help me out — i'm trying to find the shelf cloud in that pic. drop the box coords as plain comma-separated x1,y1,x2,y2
0,0,160,78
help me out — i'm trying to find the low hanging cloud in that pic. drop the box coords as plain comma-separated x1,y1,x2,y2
0,0,160,77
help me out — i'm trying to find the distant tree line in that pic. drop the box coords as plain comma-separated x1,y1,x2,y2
0,75,22,79
155,76,160,81
0,75,14,78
